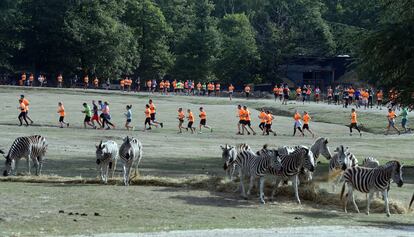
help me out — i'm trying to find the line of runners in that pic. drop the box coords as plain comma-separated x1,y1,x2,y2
16,94,408,135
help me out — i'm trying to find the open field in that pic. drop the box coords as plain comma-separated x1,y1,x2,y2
0,86,413,236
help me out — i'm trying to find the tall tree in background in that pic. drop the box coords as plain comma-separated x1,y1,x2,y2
125,0,173,80
359,0,414,105
173,0,221,82
217,13,259,85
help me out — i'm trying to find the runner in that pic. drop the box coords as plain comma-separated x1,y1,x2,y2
148,99,163,128
327,86,333,104
349,108,362,136
296,87,302,101
159,80,165,95
17,99,29,126
215,83,221,97
20,95,34,124
120,78,125,91
237,105,246,135
301,85,307,104
278,86,283,102
124,105,133,131
20,73,26,86
93,77,99,89
385,108,400,135
198,107,212,133
264,110,277,136
101,102,115,130
207,82,214,96
306,85,312,103
146,80,152,93
354,88,361,108
57,102,69,128
91,100,102,128
186,109,196,134
144,104,153,131
282,85,290,105
83,75,89,89
196,82,202,96
258,108,267,132
400,107,409,133
29,73,34,86
243,106,256,135
164,80,170,95
293,110,304,136
177,108,185,133
228,84,234,101
57,74,63,88
302,111,314,138
244,85,251,99
315,87,320,103
273,85,279,101
81,103,95,129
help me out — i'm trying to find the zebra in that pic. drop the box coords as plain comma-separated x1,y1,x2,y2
119,136,143,186
340,160,404,216
95,140,118,184
269,146,315,204
329,145,357,192
3,135,48,176
223,146,282,204
361,157,382,199
221,143,253,181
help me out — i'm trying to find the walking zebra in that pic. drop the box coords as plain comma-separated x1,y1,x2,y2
329,145,358,192
269,146,315,204
3,135,48,176
119,136,143,186
95,140,118,184
223,146,281,204
361,157,382,199
340,160,404,216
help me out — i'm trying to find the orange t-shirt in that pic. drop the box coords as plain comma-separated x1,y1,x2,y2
149,103,156,114
259,112,267,123
145,108,151,118
238,109,246,120
197,83,202,90
377,92,383,100
245,86,250,93
296,88,301,94
19,102,27,112
351,112,357,123
188,112,194,122
245,109,251,121
199,111,207,120
273,87,279,94
266,114,273,124
294,113,301,121
216,84,220,90
303,114,310,124
58,105,65,117
229,85,234,92
94,78,99,85
178,111,185,120
388,111,396,120
165,81,170,88
21,74,26,81
159,81,164,89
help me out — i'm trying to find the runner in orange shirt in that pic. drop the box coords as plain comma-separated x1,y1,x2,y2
258,108,267,132
243,106,256,135
385,108,400,135
159,80,165,95
57,102,69,128
17,99,29,126
144,104,154,131
273,85,279,101
186,109,196,134
93,77,99,89
198,107,212,133
296,87,302,101
349,108,362,136
20,95,34,124
293,110,304,136
244,85,251,99
228,84,235,101
237,105,246,135
302,111,314,138
376,90,383,109
264,111,277,136
148,99,163,128
177,108,186,133
215,83,221,97
164,80,170,95
120,78,125,91
196,82,202,96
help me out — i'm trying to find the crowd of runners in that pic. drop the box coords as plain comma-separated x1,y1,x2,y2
16,91,410,136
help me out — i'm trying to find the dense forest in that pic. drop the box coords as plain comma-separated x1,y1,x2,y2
0,0,412,102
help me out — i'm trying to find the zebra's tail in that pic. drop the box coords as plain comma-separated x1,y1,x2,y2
340,182,346,200
409,192,414,209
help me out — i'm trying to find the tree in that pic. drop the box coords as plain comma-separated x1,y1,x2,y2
125,0,173,80
173,0,221,82
217,13,259,85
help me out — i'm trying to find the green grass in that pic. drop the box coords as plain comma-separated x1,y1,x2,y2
0,86,413,236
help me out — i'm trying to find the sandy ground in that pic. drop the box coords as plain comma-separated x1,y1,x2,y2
69,226,414,237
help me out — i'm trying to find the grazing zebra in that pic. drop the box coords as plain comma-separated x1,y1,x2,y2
340,160,404,216
329,145,357,192
269,146,315,204
220,143,253,181
95,140,118,184
361,157,380,168
223,146,281,204
3,135,48,176
119,136,143,186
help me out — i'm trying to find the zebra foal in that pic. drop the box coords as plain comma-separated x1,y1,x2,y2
3,135,48,176
95,140,118,184
119,136,143,186
340,160,404,216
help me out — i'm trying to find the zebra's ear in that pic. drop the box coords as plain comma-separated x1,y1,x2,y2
220,145,225,150
324,138,329,144
126,136,130,143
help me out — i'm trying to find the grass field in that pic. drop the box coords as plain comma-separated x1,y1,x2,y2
0,86,413,236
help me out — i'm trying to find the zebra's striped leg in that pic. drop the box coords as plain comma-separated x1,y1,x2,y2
239,171,247,199
348,184,360,213
14,159,20,176
26,157,31,175
33,158,40,176
366,192,374,215
293,175,301,204
110,159,117,178
104,164,109,184
270,177,282,202
123,164,127,186
259,176,266,204
37,157,43,176
247,176,255,196
383,190,390,217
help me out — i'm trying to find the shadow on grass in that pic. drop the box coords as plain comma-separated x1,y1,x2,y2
169,191,257,208
357,220,414,231
286,210,344,219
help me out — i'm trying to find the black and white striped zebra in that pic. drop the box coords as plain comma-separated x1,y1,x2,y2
361,157,382,198
329,145,358,192
220,143,252,181
269,146,315,204
3,135,48,176
119,136,143,186
95,140,118,184
223,146,281,204
340,160,404,216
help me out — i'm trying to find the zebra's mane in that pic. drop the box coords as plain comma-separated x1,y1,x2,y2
383,160,401,171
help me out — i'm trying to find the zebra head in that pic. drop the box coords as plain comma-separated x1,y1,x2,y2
297,146,315,172
335,145,349,170
221,145,236,170
3,154,13,177
390,160,404,187
122,136,136,160
312,137,332,160
95,141,106,164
